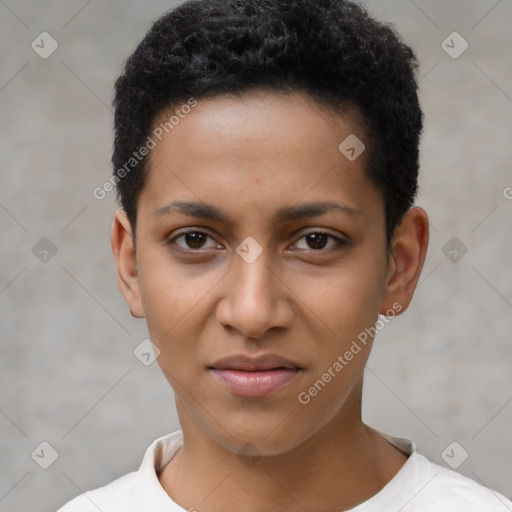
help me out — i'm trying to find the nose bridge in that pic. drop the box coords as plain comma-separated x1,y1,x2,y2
218,245,289,338
233,247,275,310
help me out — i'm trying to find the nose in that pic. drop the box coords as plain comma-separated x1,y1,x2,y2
215,249,294,340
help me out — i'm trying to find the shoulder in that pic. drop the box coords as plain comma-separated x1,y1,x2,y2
56,430,184,512
369,431,512,512
56,472,138,512
404,453,512,511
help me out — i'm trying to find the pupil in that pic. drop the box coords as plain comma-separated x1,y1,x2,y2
307,233,327,249
186,232,206,249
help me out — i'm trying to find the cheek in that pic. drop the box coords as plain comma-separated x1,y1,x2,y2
293,255,386,401
136,249,211,351
294,265,383,421
298,259,385,341
338,268,382,329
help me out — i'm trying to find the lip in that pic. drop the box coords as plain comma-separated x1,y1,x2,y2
209,354,303,398
210,354,301,371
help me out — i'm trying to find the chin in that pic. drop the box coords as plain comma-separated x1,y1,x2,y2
202,409,314,457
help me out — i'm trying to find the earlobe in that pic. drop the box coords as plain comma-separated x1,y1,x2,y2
111,209,145,318
380,206,429,315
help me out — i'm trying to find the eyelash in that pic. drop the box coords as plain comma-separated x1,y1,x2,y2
167,228,347,254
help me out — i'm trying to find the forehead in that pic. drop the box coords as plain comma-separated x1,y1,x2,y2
139,90,382,224
151,90,363,163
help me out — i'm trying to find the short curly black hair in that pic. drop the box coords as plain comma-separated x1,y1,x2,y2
112,0,423,245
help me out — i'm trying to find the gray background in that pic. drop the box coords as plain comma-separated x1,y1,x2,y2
0,0,511,510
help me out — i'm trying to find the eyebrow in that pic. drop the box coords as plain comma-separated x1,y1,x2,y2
153,200,362,223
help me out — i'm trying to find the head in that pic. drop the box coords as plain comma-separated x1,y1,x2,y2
111,0,428,457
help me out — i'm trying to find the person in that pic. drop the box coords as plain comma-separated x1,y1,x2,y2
57,0,512,510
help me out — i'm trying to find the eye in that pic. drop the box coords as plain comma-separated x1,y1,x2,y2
292,231,345,251
169,230,221,251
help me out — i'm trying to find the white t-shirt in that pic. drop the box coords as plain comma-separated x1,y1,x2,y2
57,430,511,511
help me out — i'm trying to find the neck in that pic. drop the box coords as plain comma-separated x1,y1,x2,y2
159,389,407,511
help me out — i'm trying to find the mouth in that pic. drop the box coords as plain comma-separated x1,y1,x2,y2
208,354,303,398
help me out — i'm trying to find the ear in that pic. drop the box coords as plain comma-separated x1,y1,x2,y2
380,206,429,315
111,209,145,318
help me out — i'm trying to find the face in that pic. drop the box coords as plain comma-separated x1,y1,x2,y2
112,90,428,457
